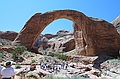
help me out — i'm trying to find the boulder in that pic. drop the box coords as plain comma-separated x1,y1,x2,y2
30,63,36,71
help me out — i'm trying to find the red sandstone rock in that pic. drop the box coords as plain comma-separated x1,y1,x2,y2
30,63,36,71
44,34,54,39
63,39,75,52
0,31,18,41
13,10,120,56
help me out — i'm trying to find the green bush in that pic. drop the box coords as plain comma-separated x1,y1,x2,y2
57,52,67,61
22,51,29,57
25,72,40,79
44,74,90,79
31,60,36,63
11,46,27,58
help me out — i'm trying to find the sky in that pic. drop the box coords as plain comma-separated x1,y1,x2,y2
0,0,120,34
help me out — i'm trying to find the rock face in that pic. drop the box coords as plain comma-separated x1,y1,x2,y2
48,30,74,52
0,31,18,41
34,30,75,52
112,15,120,28
13,10,120,56
63,39,75,52
112,15,120,34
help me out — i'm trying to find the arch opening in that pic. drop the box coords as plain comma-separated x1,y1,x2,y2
33,18,77,53
41,18,73,34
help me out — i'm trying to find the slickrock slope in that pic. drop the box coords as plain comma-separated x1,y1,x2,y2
13,10,120,56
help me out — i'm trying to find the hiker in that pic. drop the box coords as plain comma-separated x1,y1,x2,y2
0,60,15,79
41,62,46,70
61,61,65,69
0,64,3,73
46,60,50,70
64,62,68,70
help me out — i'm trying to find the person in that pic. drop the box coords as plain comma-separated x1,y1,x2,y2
41,62,46,70
0,64,3,73
64,62,68,70
61,61,65,69
0,60,15,79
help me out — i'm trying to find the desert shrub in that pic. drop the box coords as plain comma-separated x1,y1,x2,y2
48,52,54,57
117,56,120,60
71,74,90,79
11,46,27,58
25,72,40,79
44,74,67,79
0,53,4,62
31,60,36,63
44,74,90,79
15,64,21,69
57,52,67,61
22,51,29,57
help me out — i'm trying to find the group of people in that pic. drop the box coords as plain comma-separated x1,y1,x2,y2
40,60,68,73
0,61,15,79
0,60,69,79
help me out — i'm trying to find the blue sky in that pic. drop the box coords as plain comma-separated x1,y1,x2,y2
0,0,120,34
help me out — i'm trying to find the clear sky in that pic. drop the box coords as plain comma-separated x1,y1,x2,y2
0,0,120,34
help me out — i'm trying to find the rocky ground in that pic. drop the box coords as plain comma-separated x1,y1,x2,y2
1,51,120,79
0,29,120,79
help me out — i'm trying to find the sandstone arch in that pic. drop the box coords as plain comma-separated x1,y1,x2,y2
13,10,120,56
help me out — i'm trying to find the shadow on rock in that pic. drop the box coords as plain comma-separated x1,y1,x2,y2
92,53,117,70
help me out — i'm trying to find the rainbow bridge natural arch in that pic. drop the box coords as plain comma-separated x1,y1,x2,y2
13,10,120,56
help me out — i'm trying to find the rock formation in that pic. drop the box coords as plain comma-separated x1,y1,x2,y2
63,39,75,52
112,15,120,28
13,10,120,56
34,30,74,52
112,15,120,34
0,31,18,41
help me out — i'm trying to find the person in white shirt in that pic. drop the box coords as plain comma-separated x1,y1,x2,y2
0,61,15,79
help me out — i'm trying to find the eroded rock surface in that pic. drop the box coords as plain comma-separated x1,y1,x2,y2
13,10,120,56
0,31,18,41
34,30,74,52
112,15,120,28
